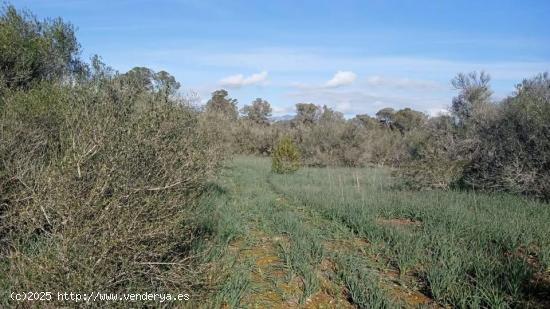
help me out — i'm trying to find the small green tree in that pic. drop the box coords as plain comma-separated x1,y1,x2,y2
0,5,82,91
272,136,300,173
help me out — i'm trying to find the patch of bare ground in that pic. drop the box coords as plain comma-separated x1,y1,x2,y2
303,291,356,309
303,257,356,309
369,265,443,308
382,277,442,308
225,230,353,308
226,228,361,308
323,237,369,254
229,231,299,308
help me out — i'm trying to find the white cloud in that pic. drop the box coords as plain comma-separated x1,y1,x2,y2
325,71,357,88
219,71,268,88
290,71,357,90
365,75,443,90
427,108,451,117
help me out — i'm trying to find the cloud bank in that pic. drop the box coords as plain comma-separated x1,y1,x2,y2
219,71,268,88
325,71,357,88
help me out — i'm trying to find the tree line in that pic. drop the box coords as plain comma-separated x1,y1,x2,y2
202,74,550,200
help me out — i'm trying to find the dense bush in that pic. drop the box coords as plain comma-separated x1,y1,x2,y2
272,137,300,174
3,2,547,308
234,119,276,155
462,73,550,199
0,76,223,304
398,72,550,199
0,6,224,304
397,115,470,189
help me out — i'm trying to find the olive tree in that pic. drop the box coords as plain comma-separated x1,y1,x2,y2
0,5,82,91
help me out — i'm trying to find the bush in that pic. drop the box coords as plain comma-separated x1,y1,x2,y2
272,137,300,174
233,119,276,155
396,116,469,189
397,72,550,200
462,73,550,199
0,79,223,306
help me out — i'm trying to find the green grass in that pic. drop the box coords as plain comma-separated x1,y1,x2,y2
201,156,550,308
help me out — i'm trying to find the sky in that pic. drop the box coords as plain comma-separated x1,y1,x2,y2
12,0,550,117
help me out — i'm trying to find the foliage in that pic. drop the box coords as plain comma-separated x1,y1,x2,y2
200,89,240,154
0,75,224,306
392,108,427,133
241,97,272,125
295,103,321,125
272,137,300,173
234,119,276,155
375,107,395,124
205,89,239,120
2,3,550,306
462,73,550,199
355,114,380,130
0,5,82,92
397,115,469,189
450,71,492,126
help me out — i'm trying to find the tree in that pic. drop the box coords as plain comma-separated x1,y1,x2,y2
154,70,180,102
205,89,238,120
319,105,344,123
354,114,380,130
121,67,155,92
87,55,114,83
0,5,81,91
241,98,272,125
117,67,180,104
155,71,180,93
516,71,550,98
451,71,492,126
392,108,427,133
295,103,321,125
375,108,395,125
272,136,300,173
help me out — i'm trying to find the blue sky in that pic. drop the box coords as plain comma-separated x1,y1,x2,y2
13,0,550,116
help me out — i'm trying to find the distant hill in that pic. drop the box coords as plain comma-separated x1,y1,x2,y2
269,114,295,122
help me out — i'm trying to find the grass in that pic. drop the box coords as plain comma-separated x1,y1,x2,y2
201,156,550,308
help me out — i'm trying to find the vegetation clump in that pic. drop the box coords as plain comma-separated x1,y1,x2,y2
0,5,223,306
271,137,300,173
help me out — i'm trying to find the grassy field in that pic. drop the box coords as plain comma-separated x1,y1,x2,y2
197,156,550,308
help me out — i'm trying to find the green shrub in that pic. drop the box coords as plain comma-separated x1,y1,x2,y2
0,5,82,91
271,136,300,173
396,115,469,190
0,78,223,307
462,73,550,199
